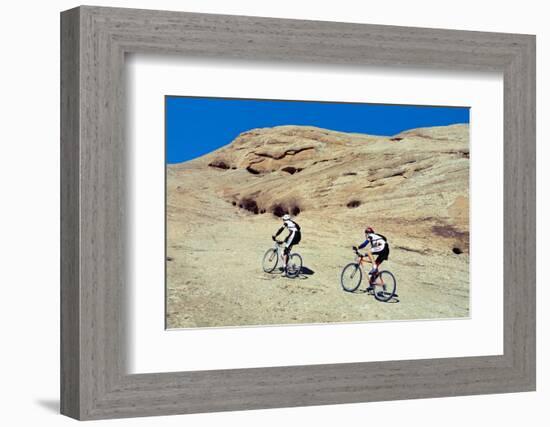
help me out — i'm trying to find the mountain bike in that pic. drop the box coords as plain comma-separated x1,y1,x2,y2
340,248,396,302
262,240,303,278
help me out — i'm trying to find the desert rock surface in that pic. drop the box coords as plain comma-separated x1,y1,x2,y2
166,124,470,328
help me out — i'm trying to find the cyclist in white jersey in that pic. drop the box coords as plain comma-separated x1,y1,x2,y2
272,214,302,270
353,226,390,276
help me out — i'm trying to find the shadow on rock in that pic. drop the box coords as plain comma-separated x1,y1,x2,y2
300,266,315,275
357,288,400,303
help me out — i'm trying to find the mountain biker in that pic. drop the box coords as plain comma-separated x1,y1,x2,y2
353,226,389,280
272,214,301,271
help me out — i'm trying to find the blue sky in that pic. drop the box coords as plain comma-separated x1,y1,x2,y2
166,96,469,164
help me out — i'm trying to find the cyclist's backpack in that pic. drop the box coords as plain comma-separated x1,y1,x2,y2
295,222,302,244
377,234,389,251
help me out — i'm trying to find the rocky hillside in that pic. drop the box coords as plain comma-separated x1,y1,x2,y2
168,124,469,255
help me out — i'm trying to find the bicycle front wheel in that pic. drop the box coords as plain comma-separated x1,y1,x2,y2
262,248,278,273
373,270,396,302
286,253,303,278
340,263,362,292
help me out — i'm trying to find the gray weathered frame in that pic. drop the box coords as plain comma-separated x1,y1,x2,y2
60,5,536,421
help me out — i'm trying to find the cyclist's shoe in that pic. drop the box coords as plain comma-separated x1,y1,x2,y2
366,286,374,293
376,291,386,298
278,266,285,272
368,267,378,275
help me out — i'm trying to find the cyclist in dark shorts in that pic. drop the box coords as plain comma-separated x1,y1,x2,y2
353,226,390,277
272,214,301,271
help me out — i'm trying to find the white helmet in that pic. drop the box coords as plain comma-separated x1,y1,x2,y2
282,214,291,221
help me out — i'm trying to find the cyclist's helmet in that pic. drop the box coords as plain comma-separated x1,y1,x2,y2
282,214,291,221
365,226,375,234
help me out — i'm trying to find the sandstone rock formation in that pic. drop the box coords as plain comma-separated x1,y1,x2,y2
166,124,470,328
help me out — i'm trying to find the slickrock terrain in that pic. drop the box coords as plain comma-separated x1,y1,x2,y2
166,124,470,328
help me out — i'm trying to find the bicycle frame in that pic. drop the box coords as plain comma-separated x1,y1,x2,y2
274,240,294,264
267,240,302,278
354,250,370,266
354,250,383,285
274,241,285,263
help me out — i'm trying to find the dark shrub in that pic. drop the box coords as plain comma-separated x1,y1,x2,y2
271,204,288,218
271,203,301,217
208,160,230,170
281,166,302,175
241,198,259,214
347,200,361,208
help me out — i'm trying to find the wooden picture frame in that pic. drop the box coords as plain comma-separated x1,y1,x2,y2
60,5,536,420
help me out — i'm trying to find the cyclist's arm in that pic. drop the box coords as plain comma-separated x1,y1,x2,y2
274,226,285,237
357,239,370,250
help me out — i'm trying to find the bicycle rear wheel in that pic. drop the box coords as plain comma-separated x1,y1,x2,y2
286,253,302,278
262,248,278,273
372,270,396,302
340,263,362,292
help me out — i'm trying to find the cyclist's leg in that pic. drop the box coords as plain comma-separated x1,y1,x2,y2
373,248,389,284
372,257,382,284
366,255,376,289
366,246,384,283
369,249,382,273
283,231,296,267
285,243,295,262
283,246,291,267
365,248,375,266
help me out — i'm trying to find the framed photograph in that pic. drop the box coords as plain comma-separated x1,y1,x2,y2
60,6,536,420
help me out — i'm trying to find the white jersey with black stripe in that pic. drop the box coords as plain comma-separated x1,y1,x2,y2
284,219,299,232
360,232,386,253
